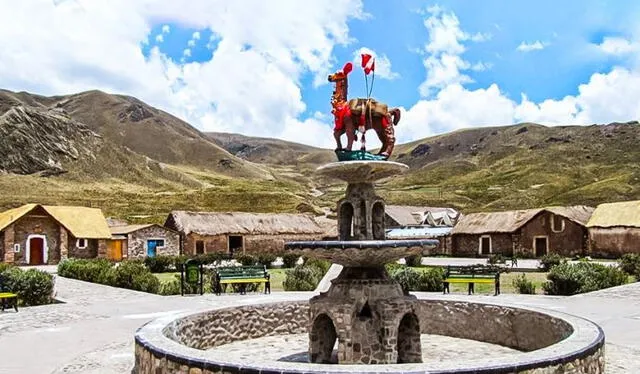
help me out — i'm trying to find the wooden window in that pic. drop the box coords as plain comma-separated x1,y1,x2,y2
228,235,243,255
551,214,565,233
76,238,87,249
195,240,205,255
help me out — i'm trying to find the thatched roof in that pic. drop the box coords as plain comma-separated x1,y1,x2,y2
385,205,457,226
452,209,541,234
165,211,326,236
0,204,111,239
452,206,594,235
110,223,178,235
587,200,640,228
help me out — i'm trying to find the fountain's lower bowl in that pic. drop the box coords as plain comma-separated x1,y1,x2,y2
284,239,438,267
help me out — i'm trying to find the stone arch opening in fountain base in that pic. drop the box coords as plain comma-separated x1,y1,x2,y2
310,313,338,364
397,312,422,363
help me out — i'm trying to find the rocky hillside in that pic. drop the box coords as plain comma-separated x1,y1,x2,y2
0,89,270,179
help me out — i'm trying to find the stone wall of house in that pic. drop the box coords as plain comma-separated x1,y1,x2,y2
13,213,61,264
183,233,226,256
452,233,513,256
517,211,587,257
67,236,99,258
2,226,13,263
183,233,324,256
588,227,640,258
128,226,180,258
0,231,4,263
134,299,604,374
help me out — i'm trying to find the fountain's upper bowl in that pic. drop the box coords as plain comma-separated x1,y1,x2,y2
316,161,409,184
285,239,438,267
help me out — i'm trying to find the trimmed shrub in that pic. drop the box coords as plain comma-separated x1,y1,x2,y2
619,254,640,278
303,257,331,275
512,273,536,294
58,258,160,294
234,253,258,266
281,252,300,268
487,253,507,265
283,265,322,291
195,252,228,266
144,255,175,273
405,255,422,267
0,266,55,306
58,258,113,284
417,267,444,292
253,252,277,269
538,253,565,272
543,262,628,296
111,260,160,293
389,266,421,293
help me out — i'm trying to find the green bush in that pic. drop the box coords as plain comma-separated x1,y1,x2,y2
487,253,507,265
253,252,277,269
159,278,182,295
0,266,55,306
57,258,113,284
58,258,160,294
405,255,422,267
389,266,421,293
619,254,640,278
512,273,536,294
303,257,331,275
538,253,565,272
281,252,300,268
283,265,322,291
111,261,160,293
543,262,628,296
143,255,175,273
194,252,228,265
234,253,258,266
417,267,444,292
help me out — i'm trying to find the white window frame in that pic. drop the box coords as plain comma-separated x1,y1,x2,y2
533,236,549,256
479,235,492,255
76,238,88,249
551,214,565,233
26,235,48,264
13,243,20,253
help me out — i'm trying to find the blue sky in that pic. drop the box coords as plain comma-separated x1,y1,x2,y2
2,0,640,147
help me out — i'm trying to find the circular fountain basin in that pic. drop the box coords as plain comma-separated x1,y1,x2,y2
285,239,438,266
316,160,409,183
134,297,605,374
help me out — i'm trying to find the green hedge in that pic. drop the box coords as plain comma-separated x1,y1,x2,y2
0,264,55,306
619,254,640,279
283,258,331,291
387,265,444,293
58,258,160,294
543,262,628,296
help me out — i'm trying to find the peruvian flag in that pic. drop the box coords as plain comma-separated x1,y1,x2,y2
361,53,375,75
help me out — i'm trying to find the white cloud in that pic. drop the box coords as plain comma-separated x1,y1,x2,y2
0,0,365,148
192,31,200,40
417,7,490,97
597,36,640,56
155,34,164,43
161,24,170,33
400,8,640,143
351,47,399,80
182,48,191,57
187,39,196,47
516,40,547,52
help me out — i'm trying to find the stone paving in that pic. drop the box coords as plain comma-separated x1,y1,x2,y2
0,275,638,373
206,333,520,365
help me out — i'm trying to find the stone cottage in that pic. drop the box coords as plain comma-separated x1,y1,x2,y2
108,224,180,260
164,211,327,256
0,204,111,265
450,206,594,257
587,200,640,257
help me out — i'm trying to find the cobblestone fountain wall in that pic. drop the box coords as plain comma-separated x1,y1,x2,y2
134,299,605,373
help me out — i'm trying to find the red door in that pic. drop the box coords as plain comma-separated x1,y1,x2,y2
29,237,44,265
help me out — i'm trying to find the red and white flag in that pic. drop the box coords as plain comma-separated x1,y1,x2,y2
361,53,375,75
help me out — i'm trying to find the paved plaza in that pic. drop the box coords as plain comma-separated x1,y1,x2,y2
0,272,638,373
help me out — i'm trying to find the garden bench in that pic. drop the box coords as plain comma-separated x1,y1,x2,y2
213,265,270,295
443,265,501,296
0,282,18,312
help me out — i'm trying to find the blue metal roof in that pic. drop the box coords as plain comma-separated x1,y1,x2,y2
385,226,452,238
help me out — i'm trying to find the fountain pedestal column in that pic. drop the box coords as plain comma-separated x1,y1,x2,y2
286,161,435,365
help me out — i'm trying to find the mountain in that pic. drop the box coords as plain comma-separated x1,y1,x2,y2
381,121,640,211
0,89,310,221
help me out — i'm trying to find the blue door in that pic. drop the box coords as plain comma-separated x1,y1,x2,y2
147,240,158,257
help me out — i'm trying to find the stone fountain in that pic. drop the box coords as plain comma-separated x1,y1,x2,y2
133,158,606,374
285,160,437,364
